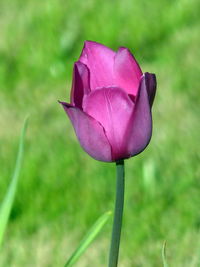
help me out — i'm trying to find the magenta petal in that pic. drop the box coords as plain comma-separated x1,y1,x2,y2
83,87,134,160
144,72,157,107
70,62,90,108
79,41,116,90
59,101,112,162
114,47,142,97
126,75,152,156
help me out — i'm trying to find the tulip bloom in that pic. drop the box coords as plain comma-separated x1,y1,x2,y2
60,41,156,162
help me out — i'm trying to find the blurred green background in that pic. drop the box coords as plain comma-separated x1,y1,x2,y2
0,0,200,266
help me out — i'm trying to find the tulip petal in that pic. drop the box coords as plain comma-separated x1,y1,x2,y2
59,101,112,162
83,87,134,160
79,41,115,90
114,47,142,97
126,74,152,156
70,62,90,108
144,72,157,107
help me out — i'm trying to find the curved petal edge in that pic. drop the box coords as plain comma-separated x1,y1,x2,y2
114,47,143,96
59,101,113,162
70,62,90,108
79,40,116,90
125,74,152,157
144,72,157,107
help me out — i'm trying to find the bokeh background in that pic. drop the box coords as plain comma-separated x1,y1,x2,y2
0,0,200,266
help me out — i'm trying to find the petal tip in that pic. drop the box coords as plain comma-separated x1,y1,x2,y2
58,100,66,105
59,101,73,109
117,46,129,53
143,72,157,106
82,40,100,52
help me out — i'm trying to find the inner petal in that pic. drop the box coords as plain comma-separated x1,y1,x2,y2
79,41,116,90
70,62,90,109
83,87,134,159
114,47,142,97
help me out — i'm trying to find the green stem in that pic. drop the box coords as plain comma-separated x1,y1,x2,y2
108,160,125,267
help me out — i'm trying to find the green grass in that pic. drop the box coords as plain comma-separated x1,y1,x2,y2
0,0,200,266
0,116,28,247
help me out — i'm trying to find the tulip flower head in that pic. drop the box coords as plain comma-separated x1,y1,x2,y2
60,41,156,162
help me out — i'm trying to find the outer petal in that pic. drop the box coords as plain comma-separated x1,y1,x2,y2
70,62,90,108
59,101,112,162
144,72,157,107
125,74,152,157
79,41,116,90
83,87,134,160
114,47,142,97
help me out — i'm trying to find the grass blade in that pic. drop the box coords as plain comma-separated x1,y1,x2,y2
162,241,169,267
65,211,111,267
0,116,29,247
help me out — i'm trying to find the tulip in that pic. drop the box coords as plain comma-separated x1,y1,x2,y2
60,41,156,162
59,41,157,267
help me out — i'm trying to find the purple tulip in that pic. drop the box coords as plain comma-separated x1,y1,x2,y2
60,41,156,162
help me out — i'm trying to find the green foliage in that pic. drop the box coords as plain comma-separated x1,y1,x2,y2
65,211,111,267
0,117,28,247
162,241,168,267
0,0,199,266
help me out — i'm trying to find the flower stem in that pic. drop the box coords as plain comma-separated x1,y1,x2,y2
108,160,125,267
